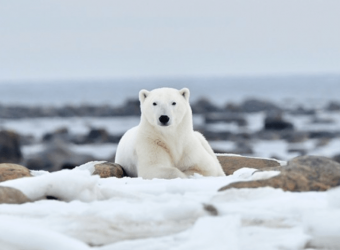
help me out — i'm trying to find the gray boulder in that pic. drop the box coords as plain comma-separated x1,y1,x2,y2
0,130,22,164
24,140,95,171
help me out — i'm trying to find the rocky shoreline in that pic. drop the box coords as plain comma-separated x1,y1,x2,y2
1,98,340,172
1,98,340,119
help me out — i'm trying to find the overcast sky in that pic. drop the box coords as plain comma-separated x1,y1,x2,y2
0,0,339,82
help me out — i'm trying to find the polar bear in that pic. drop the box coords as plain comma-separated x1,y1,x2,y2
115,87,225,179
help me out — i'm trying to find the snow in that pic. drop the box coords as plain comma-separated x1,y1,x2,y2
0,117,140,139
0,164,339,249
252,140,300,160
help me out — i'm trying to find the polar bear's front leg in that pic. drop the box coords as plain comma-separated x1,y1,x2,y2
136,143,187,179
183,167,206,177
138,165,187,179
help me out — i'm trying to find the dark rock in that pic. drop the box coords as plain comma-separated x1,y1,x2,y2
192,98,220,114
215,141,254,155
0,163,32,182
315,138,330,148
0,101,141,119
254,130,281,141
86,128,110,143
287,147,307,156
42,127,70,142
216,155,281,176
24,141,95,172
310,116,335,124
203,204,218,216
264,112,294,131
333,154,340,164
288,106,316,116
20,134,36,146
197,129,232,141
205,112,247,126
117,99,141,116
280,131,308,143
308,131,339,139
0,130,23,164
93,162,126,178
240,99,281,113
219,155,340,192
0,186,31,204
83,128,122,144
224,102,241,113
326,101,340,111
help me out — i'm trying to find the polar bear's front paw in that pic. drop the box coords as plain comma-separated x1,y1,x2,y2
139,166,187,179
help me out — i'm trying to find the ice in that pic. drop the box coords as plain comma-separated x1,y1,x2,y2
209,141,236,152
176,216,240,250
310,138,340,157
69,143,117,159
0,216,91,250
0,116,140,139
252,140,299,160
0,168,103,202
0,164,338,249
251,170,281,181
303,210,340,249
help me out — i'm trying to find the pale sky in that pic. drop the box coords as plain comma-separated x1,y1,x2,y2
0,0,339,82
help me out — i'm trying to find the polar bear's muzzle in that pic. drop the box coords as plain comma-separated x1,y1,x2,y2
158,115,170,126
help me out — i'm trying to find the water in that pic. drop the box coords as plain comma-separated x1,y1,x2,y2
0,75,339,108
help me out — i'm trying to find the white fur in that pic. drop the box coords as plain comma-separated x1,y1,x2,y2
115,87,225,179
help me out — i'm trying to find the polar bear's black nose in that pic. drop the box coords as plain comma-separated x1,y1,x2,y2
159,115,170,125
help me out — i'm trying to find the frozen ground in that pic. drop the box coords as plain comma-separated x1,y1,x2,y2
0,163,339,250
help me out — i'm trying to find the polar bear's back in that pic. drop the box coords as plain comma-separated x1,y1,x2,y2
115,126,139,177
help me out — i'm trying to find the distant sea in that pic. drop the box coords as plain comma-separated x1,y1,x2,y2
0,75,339,108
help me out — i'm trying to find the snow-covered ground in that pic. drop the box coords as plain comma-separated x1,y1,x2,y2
0,164,339,250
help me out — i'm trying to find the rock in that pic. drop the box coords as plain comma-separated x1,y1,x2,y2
333,154,340,164
219,155,340,192
24,140,95,171
288,106,316,116
315,138,330,148
192,98,220,114
0,186,31,204
204,112,247,126
310,116,335,124
0,163,31,182
281,131,309,143
264,112,294,131
224,102,241,113
308,131,340,139
326,101,340,111
240,99,281,113
196,129,232,141
42,127,70,142
86,128,110,143
287,147,307,156
0,130,23,164
254,130,281,141
215,142,253,156
93,162,126,178
117,99,141,116
19,134,36,146
217,155,281,176
203,204,218,216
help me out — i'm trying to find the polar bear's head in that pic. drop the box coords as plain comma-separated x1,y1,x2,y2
139,88,191,128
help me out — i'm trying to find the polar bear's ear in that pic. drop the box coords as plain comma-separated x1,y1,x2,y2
139,89,150,103
179,88,190,101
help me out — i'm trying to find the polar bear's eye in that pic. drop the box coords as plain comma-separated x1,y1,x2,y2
153,102,157,106
172,102,176,106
